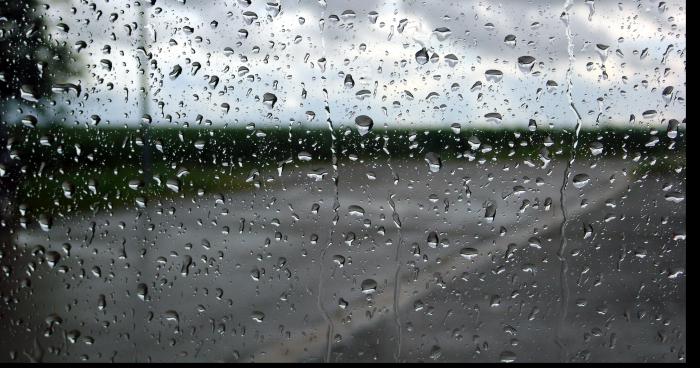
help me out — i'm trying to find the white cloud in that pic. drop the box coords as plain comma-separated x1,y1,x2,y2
34,0,685,129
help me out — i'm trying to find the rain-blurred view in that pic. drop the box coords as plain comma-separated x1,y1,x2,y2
0,0,685,363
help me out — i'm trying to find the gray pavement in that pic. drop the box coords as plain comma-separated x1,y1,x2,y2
0,157,686,362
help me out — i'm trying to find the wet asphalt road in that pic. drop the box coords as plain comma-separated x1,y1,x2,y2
0,157,686,362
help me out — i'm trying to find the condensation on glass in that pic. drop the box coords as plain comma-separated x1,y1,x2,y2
0,0,685,363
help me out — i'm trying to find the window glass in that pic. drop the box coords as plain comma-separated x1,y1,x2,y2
0,0,685,362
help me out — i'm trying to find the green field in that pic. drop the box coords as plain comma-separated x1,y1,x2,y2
3,124,686,217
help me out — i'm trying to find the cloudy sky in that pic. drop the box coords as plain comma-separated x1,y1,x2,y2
36,0,685,129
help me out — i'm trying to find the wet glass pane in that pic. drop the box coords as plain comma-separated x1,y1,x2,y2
0,0,685,363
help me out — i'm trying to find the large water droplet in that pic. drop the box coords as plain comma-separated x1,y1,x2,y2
517,56,536,73
415,48,429,65
361,279,377,294
355,115,374,136
424,152,442,173
485,70,503,82
572,173,591,189
263,93,277,108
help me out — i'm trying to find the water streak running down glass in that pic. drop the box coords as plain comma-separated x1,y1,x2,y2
0,0,686,363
